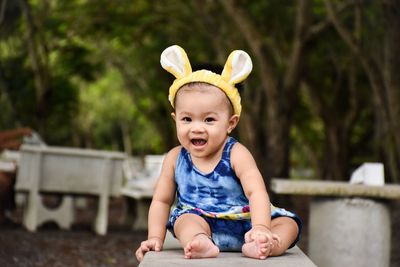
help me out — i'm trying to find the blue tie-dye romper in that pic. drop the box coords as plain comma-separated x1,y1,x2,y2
167,137,302,251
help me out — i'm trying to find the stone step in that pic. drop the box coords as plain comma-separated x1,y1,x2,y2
139,246,317,267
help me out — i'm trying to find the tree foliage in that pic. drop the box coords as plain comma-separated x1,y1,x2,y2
0,0,398,183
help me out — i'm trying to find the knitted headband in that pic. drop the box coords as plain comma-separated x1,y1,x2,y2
160,45,253,116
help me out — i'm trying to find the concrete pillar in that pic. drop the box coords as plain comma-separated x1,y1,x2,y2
309,197,391,267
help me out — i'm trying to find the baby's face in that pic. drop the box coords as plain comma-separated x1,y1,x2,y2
172,83,238,160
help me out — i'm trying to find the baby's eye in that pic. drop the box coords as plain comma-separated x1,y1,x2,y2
182,117,192,122
205,117,215,123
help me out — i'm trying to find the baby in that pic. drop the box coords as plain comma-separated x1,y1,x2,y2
135,45,301,261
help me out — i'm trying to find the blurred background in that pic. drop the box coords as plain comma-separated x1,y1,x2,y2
1,0,399,183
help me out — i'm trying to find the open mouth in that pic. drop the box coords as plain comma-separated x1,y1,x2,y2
191,138,207,146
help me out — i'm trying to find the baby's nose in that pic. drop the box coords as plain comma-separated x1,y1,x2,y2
191,121,205,133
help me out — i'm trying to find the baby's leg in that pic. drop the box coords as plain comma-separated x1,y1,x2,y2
269,216,299,256
174,213,219,259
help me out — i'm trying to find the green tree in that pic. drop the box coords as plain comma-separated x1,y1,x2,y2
0,0,397,185
324,0,400,182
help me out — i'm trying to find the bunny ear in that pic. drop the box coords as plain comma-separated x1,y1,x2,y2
160,45,192,79
221,50,253,84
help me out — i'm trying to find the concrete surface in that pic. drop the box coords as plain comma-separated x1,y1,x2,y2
139,246,317,267
309,198,390,267
271,179,395,267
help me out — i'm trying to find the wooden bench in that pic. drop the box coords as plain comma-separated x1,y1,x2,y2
139,246,317,267
15,145,126,235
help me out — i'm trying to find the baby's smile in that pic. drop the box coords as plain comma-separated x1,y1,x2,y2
191,139,207,146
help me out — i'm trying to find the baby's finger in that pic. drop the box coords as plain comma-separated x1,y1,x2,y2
153,240,162,251
135,247,145,262
272,233,282,246
244,231,252,243
136,241,153,262
140,241,152,252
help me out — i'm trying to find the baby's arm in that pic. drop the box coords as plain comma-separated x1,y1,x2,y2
135,147,180,262
231,143,278,244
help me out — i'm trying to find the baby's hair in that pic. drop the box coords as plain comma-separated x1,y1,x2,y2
176,82,235,116
173,63,244,116
192,63,244,94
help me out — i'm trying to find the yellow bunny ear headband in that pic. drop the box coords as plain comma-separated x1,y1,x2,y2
160,45,253,116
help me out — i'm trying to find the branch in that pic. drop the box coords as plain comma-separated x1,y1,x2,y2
343,61,360,131
323,0,361,57
301,80,329,122
324,0,390,126
218,0,277,93
305,1,355,41
0,0,7,26
191,1,228,62
18,0,48,102
283,0,312,96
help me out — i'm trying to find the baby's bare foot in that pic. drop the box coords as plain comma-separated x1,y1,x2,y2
184,234,219,259
242,235,271,260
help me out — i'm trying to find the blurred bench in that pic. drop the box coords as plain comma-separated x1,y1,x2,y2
15,145,126,235
120,155,164,229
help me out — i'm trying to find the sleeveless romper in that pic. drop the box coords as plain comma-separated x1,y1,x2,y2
167,137,301,251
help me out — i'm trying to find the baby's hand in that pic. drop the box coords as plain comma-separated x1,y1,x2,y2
135,237,163,262
245,224,281,248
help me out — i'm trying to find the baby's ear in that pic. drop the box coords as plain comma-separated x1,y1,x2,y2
228,114,240,134
171,112,176,121
160,45,192,79
221,50,253,84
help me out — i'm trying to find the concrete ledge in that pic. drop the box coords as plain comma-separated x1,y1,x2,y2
271,178,400,199
139,246,317,267
271,178,395,267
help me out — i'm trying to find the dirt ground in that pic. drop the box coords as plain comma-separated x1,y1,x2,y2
0,227,146,267
2,194,398,267
0,197,146,267
0,195,311,267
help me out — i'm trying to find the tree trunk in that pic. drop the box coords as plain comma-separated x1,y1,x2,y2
18,0,49,135
220,0,311,181
322,124,350,180
382,0,400,182
325,0,400,182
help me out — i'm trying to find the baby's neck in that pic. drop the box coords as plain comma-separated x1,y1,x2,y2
191,156,220,174
190,141,227,174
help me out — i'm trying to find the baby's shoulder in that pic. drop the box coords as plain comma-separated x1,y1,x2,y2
157,146,182,174
230,141,249,155
230,141,255,162
168,145,183,157
163,146,182,164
